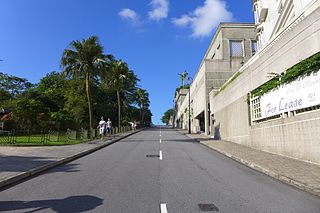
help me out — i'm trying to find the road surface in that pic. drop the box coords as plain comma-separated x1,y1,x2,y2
1,127,320,212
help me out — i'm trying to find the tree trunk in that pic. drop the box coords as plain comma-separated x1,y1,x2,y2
139,105,142,124
85,73,93,131
117,89,121,129
141,109,144,125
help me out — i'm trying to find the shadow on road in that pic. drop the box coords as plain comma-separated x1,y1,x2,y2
47,163,80,173
0,195,103,213
0,156,54,172
0,156,80,173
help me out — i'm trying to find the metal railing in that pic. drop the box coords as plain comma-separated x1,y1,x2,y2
0,126,132,145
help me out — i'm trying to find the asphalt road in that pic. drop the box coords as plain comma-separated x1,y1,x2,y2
0,127,320,213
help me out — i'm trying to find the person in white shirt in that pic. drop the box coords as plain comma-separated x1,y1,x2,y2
106,118,112,134
97,117,106,137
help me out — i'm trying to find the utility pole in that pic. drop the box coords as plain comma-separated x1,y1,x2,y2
188,76,192,134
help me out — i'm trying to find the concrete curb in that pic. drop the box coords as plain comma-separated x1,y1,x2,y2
0,129,144,189
178,130,320,197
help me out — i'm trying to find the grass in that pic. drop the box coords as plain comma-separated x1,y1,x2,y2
0,133,89,146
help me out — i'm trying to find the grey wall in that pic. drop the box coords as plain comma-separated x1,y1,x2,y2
210,5,320,164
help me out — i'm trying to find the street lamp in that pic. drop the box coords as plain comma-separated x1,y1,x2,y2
172,100,175,129
187,76,192,134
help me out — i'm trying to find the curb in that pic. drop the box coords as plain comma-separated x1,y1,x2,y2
179,131,320,197
0,129,144,189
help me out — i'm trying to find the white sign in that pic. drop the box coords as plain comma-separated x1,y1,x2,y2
260,69,320,118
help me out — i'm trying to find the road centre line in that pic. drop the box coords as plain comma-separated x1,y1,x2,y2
159,150,163,160
160,139,162,143
160,204,168,213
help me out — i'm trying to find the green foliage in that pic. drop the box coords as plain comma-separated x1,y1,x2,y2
161,108,174,125
0,72,33,96
252,52,320,97
135,88,150,124
105,60,140,128
61,35,108,130
175,85,190,97
1,35,152,132
178,70,188,87
175,85,190,92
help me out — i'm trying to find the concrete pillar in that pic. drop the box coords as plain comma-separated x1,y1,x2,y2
205,104,210,135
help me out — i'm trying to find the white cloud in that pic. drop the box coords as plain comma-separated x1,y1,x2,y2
172,0,233,37
118,8,139,23
148,0,169,21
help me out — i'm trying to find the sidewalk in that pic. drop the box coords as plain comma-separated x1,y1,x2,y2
0,130,141,189
177,129,320,197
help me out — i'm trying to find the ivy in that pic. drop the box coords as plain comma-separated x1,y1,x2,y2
252,52,320,97
175,85,190,97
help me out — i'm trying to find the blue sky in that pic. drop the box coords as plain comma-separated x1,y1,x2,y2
0,0,254,124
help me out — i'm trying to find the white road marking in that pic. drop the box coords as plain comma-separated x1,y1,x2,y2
160,204,168,213
160,139,162,143
159,150,163,160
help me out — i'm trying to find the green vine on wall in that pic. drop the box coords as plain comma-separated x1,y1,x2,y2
251,52,320,97
175,85,190,97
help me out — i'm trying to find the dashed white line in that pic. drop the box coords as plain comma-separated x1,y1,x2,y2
159,150,163,160
160,204,168,213
160,139,162,143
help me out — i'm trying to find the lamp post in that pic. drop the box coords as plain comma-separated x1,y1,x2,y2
172,100,175,129
188,77,192,134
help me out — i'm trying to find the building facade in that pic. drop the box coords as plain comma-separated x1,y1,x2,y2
210,0,320,164
174,23,256,135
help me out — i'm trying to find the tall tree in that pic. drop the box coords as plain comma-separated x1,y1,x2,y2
178,70,188,87
135,88,150,124
60,36,106,130
161,109,174,125
106,60,138,129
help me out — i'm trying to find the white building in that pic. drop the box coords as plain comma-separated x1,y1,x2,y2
253,0,314,49
174,23,257,134
210,0,320,164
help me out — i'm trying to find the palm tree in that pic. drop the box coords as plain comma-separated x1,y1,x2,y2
136,88,150,124
178,70,188,87
107,60,133,129
60,36,106,130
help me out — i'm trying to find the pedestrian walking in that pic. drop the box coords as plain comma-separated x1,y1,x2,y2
133,121,137,131
130,121,136,131
106,118,112,134
97,117,106,140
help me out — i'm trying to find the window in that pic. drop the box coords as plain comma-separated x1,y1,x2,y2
229,40,243,57
251,96,262,121
251,40,257,56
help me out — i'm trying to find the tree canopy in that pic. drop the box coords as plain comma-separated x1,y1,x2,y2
161,109,174,125
0,36,152,131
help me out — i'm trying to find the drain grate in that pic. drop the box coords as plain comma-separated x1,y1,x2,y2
198,204,219,211
146,154,160,158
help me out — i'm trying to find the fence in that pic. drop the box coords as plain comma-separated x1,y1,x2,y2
0,126,132,145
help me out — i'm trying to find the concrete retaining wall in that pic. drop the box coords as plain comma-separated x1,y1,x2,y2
210,4,320,164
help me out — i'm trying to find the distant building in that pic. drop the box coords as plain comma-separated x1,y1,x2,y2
174,88,188,128
174,23,256,135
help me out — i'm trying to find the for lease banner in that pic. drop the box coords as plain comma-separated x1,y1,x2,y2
260,69,320,119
